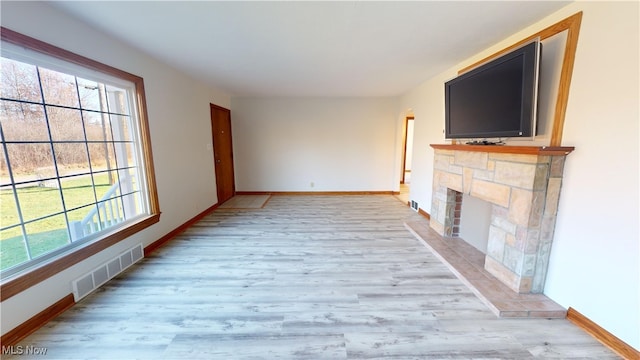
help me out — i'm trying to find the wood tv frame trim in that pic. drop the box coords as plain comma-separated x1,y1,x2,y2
456,12,582,147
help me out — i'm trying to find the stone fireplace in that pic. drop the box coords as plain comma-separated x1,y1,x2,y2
429,144,574,293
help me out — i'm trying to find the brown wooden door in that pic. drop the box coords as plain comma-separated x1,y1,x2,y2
210,104,235,204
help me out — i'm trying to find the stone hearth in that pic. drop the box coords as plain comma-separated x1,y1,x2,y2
429,145,574,293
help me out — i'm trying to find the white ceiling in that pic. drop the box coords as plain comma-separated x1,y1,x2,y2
50,1,571,97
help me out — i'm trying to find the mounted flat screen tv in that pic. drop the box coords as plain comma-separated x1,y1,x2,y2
445,40,541,141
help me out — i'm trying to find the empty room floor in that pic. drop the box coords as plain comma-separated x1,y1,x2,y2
6,195,618,359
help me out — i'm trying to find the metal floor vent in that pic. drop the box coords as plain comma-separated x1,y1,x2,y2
72,243,144,301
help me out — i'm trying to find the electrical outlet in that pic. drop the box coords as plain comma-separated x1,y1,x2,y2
310,182,314,188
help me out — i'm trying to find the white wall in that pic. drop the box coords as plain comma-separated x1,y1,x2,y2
544,1,639,350
1,2,231,336
231,97,398,192
399,2,639,349
398,75,450,212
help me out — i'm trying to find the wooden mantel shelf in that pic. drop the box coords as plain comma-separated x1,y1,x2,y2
430,144,575,156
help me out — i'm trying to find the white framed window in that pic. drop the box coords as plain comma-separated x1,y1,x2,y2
0,28,160,297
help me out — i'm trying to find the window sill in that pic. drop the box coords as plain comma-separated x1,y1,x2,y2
0,212,161,302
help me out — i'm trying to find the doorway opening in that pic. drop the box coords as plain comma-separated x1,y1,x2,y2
398,116,414,205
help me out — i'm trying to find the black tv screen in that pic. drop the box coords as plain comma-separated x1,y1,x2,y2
445,40,541,140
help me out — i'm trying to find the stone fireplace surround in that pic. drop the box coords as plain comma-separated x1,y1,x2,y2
429,144,574,294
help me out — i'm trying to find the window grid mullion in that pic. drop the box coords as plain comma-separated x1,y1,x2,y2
0,124,33,261
0,97,130,117
70,75,99,241
4,164,136,188
106,90,128,221
97,85,113,182
92,83,115,231
1,209,70,232
34,65,72,248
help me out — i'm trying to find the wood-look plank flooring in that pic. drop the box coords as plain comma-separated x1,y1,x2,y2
7,195,618,359
394,183,410,206
405,221,567,318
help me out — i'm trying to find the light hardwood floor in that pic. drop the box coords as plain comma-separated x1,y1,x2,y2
395,183,410,206
8,195,618,359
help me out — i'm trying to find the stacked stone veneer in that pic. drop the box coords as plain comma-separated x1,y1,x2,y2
430,148,567,293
